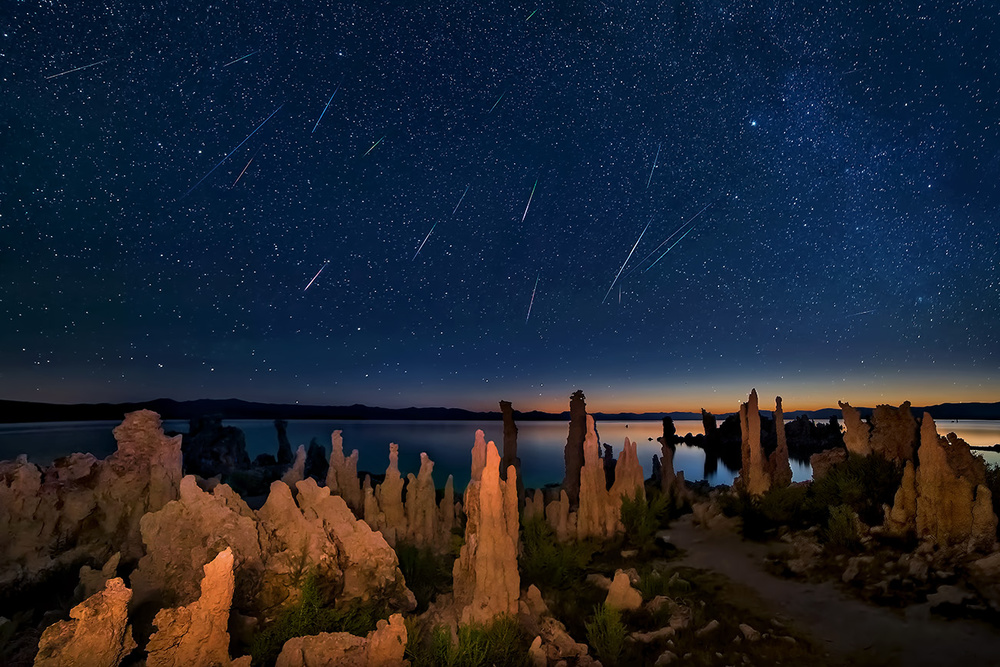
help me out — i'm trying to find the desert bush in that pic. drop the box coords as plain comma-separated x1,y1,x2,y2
249,573,387,666
406,615,528,667
636,567,693,601
585,603,627,667
619,487,669,552
519,514,593,589
719,486,810,540
823,504,861,550
808,454,902,526
395,541,453,612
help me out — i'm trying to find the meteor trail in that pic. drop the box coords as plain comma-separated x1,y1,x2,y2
412,222,437,260
526,273,540,323
231,152,257,187
363,135,385,156
182,104,283,198
603,218,652,304
223,50,257,67
488,91,506,114
44,58,111,80
304,262,329,291
522,178,538,222
526,9,538,20
624,200,715,279
311,84,340,133
452,185,470,215
646,143,661,189
644,226,695,272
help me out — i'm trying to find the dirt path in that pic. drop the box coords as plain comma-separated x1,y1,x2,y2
664,514,1000,666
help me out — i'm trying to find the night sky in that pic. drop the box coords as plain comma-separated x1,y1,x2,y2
2,2,997,413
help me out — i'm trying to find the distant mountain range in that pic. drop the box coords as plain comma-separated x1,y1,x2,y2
0,397,998,424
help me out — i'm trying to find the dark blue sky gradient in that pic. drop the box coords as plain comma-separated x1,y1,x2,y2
2,2,997,412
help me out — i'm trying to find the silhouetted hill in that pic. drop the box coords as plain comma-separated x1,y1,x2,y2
0,398,996,424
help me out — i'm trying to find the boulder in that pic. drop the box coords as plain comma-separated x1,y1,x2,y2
33,578,136,667
274,613,408,667
809,447,847,481
605,570,643,611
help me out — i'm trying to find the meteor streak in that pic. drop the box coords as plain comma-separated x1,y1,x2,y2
304,262,329,291
488,91,506,114
182,104,283,198
624,200,715,278
452,185,470,215
522,178,538,222
526,9,538,20
412,222,437,260
363,135,385,156
44,58,111,80
644,226,694,272
231,152,256,187
312,84,340,133
223,50,257,67
526,273,540,323
603,218,652,304
646,143,661,189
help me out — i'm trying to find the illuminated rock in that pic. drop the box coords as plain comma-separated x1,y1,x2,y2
274,613,408,667
326,430,363,515
576,416,618,540
563,390,588,505
838,402,872,456
404,454,438,550
453,431,520,624
281,445,307,487
884,460,917,537
605,570,643,611
915,414,997,549
869,402,917,462
33,578,136,667
737,389,770,496
145,549,251,667
768,396,793,488
610,437,645,506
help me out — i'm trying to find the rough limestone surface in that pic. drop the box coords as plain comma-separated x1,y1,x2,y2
404,454,438,550
256,480,341,612
368,444,407,546
33,577,136,667
737,389,770,496
0,410,182,589
294,479,414,610
75,552,121,601
131,475,262,610
809,447,848,480
326,431,363,515
576,415,618,540
605,570,643,611
145,549,250,667
609,438,645,506
839,401,872,456
524,489,545,521
869,402,917,462
915,414,998,549
884,460,917,536
563,390,588,505
274,613,408,667
453,431,520,625
544,490,574,542
768,396,793,488
281,445,307,487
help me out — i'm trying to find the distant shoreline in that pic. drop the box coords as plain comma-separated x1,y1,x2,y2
1,397,998,424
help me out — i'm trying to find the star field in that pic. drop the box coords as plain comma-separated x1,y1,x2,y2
1,2,997,412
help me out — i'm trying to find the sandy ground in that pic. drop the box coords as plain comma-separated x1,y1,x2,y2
665,514,1000,666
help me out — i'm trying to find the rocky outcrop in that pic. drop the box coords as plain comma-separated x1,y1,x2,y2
365,444,407,545
605,570,642,611
768,396,793,488
181,415,250,479
576,418,645,540
0,410,181,589
810,447,847,480
131,476,262,611
33,578,136,667
869,402,917,462
563,390,588,506
145,548,250,667
839,402,872,456
737,389,770,496
453,431,519,625
326,431,363,515
274,613,408,667
914,414,997,549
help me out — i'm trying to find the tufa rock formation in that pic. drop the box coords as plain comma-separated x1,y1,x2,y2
563,390,588,506
500,400,525,508
838,401,872,456
281,445,307,487
767,396,793,488
33,577,136,667
144,548,251,667
274,419,295,465
453,431,520,625
0,409,181,589
326,430,363,515
576,417,645,541
737,389,770,496
274,613,408,667
869,402,917,462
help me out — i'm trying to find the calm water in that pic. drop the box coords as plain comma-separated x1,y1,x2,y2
2,419,998,491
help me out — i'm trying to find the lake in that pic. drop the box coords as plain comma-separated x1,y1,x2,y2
2,419,998,492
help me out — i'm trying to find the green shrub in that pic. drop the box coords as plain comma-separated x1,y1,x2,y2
636,567,693,601
407,616,528,667
585,604,626,667
619,487,669,552
395,541,453,612
519,514,593,589
823,504,861,550
249,574,387,666
807,454,902,526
